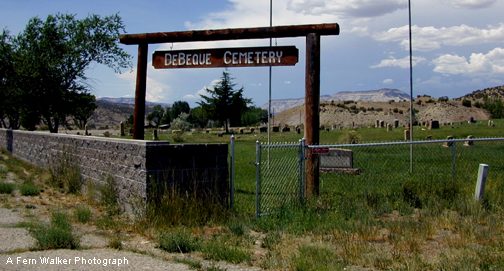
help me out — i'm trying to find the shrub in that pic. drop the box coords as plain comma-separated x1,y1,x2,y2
74,205,92,223
339,130,361,144
31,211,79,250
49,151,82,194
170,112,192,131
203,241,251,264
262,231,282,249
108,236,123,250
291,245,344,271
228,222,246,236
99,175,120,215
158,231,200,253
172,132,185,143
462,99,472,107
19,182,41,196
0,182,15,194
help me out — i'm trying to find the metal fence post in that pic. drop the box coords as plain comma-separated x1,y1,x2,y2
229,135,235,209
299,138,306,204
255,140,261,218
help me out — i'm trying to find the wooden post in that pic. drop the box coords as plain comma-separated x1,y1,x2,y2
133,43,148,140
304,33,321,197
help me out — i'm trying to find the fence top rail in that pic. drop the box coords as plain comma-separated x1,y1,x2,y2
259,142,301,148
308,137,504,149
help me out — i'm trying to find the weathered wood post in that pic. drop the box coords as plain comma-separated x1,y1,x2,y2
133,43,148,140
305,33,321,197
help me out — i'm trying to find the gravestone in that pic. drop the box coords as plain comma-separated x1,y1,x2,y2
259,126,267,133
153,129,159,140
443,135,454,147
376,120,380,128
403,129,410,141
379,120,385,128
319,148,353,168
272,126,280,132
464,135,475,146
84,124,89,136
394,119,399,128
386,123,392,132
429,120,440,130
120,121,125,136
282,126,290,132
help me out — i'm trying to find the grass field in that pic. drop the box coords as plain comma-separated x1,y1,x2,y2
137,119,504,269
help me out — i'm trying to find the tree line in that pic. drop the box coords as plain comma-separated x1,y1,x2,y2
1,14,266,133
144,71,268,133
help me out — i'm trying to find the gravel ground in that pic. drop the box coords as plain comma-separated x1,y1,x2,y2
0,207,262,271
0,228,36,253
0,249,191,271
0,208,24,225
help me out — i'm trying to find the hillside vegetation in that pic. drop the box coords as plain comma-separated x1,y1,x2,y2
274,86,504,128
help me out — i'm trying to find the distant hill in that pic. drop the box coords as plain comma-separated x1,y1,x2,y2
88,98,168,129
458,85,504,101
331,88,410,102
98,97,170,107
262,88,410,114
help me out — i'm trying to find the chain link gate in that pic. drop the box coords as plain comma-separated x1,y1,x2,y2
255,140,305,217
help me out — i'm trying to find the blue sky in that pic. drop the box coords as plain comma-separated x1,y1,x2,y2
2,0,504,106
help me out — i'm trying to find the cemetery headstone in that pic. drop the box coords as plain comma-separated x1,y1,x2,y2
394,119,399,128
464,135,475,146
443,135,454,147
120,121,125,136
429,120,440,130
404,129,410,141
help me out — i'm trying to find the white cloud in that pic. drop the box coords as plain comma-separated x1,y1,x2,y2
383,78,394,84
182,79,220,102
451,0,496,9
287,0,407,18
375,24,504,51
371,56,426,69
433,47,504,76
116,67,169,102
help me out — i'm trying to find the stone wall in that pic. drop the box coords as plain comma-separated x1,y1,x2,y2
0,129,228,211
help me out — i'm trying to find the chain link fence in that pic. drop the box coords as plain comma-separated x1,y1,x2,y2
255,141,305,217
255,138,504,217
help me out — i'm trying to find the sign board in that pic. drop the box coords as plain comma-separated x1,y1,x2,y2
152,46,298,69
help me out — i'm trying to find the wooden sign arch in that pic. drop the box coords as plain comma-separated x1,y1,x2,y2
119,23,340,197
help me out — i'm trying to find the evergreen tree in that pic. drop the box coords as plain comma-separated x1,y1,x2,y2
199,70,251,133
